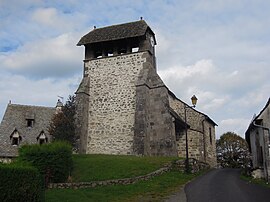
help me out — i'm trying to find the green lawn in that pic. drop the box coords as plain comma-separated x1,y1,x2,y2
46,154,202,202
46,170,201,202
71,154,178,182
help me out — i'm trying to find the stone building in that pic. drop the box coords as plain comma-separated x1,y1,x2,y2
245,98,270,181
0,101,62,162
75,20,217,167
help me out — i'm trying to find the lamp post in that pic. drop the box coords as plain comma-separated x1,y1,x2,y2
185,95,198,173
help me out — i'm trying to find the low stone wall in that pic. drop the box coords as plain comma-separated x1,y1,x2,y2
48,158,209,189
172,158,210,173
48,167,171,189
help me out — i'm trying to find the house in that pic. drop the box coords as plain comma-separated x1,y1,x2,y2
75,19,217,167
245,98,270,181
0,101,62,162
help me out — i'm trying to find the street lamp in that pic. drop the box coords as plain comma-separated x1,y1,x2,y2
185,95,198,173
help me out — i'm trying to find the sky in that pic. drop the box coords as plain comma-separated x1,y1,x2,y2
0,0,269,139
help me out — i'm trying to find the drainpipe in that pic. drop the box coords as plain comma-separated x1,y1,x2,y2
252,121,270,183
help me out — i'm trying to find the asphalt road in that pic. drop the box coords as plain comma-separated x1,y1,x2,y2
185,168,270,202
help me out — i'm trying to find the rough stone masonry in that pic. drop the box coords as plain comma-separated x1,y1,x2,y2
75,20,217,167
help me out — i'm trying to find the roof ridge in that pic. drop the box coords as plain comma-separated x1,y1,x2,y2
77,20,152,46
93,20,146,31
8,103,55,109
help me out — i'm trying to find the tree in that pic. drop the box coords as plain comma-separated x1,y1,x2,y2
216,132,250,168
49,95,78,151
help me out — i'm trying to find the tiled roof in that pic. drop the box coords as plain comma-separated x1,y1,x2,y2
77,20,154,45
0,103,56,157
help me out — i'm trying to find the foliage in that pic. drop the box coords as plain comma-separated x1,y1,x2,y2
49,95,78,151
0,163,44,202
216,132,250,168
72,154,178,182
18,141,73,185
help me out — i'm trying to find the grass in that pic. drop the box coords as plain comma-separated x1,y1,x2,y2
71,154,178,182
45,154,203,202
241,175,270,188
46,170,202,202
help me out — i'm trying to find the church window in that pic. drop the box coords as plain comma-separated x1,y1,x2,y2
132,47,139,53
118,47,127,54
106,50,113,57
94,51,102,58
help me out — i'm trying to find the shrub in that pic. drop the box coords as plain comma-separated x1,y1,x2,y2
0,163,44,202
18,141,73,185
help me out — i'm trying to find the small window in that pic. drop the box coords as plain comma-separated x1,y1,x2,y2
132,47,139,53
10,129,22,146
106,50,113,57
94,51,102,58
12,137,19,146
37,131,48,145
118,48,127,54
26,119,34,128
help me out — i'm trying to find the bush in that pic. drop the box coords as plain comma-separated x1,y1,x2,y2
0,163,44,202
18,141,73,185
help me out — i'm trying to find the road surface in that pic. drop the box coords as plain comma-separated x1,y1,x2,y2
185,168,270,202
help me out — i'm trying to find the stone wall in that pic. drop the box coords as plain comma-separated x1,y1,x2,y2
203,119,217,167
75,77,90,154
134,53,177,156
169,95,217,167
82,52,147,155
143,86,177,156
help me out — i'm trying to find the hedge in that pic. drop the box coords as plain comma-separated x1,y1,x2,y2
0,163,44,202
18,141,73,185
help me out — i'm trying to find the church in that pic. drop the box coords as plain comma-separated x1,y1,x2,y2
75,19,217,167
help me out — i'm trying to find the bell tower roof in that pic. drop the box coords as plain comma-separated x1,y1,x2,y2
77,20,156,46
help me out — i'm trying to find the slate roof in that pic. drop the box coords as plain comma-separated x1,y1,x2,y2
0,103,56,157
77,20,155,46
245,97,270,146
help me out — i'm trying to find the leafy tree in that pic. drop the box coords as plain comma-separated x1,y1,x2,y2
216,132,250,168
49,95,78,151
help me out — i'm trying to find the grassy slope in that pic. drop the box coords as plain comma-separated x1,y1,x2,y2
71,154,178,182
46,154,200,202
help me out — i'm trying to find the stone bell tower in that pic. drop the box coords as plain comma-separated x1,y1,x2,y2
76,20,178,156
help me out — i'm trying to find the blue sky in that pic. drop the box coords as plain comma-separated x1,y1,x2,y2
1,0,270,138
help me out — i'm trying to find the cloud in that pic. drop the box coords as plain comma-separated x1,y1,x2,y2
1,0,270,142
0,33,84,78
0,72,81,120
219,118,252,138
32,7,60,27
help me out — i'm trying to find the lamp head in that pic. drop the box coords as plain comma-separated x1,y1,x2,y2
191,95,198,107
